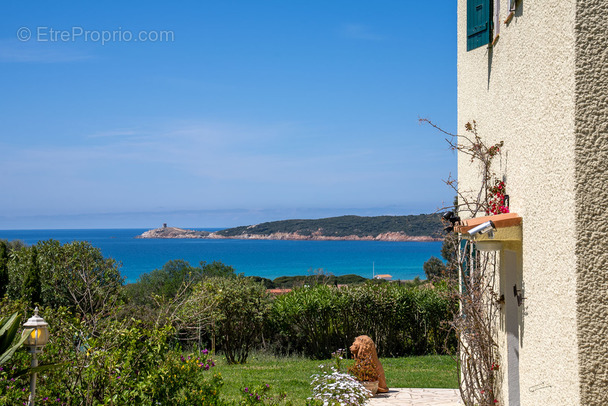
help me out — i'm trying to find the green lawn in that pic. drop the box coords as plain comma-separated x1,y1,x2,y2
212,353,458,405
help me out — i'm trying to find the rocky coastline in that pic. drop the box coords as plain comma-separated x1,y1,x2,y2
136,226,441,242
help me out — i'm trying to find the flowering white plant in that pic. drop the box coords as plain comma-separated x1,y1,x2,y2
308,365,371,406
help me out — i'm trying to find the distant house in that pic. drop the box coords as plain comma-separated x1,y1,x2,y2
266,288,292,296
457,1,608,405
373,274,392,281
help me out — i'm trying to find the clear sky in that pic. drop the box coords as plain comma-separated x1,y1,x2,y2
0,1,456,229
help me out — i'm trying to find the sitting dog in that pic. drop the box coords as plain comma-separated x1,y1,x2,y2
349,335,389,393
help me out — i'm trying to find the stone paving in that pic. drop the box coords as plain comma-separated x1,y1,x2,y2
368,388,463,406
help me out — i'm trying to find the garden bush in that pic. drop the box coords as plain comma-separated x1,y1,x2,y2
6,240,124,330
270,283,456,359
1,305,224,405
187,277,272,364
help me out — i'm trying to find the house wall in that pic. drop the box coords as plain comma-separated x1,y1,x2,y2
457,1,580,405
574,1,608,404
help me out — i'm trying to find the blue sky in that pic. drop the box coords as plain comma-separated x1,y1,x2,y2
0,1,456,229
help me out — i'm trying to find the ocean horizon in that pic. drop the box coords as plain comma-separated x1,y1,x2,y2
0,228,442,283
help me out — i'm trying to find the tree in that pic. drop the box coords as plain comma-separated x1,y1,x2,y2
423,256,447,280
192,277,271,364
31,240,124,333
0,241,9,298
423,231,459,282
247,275,275,289
23,246,42,305
126,259,239,308
199,260,239,278
440,233,459,280
133,259,198,304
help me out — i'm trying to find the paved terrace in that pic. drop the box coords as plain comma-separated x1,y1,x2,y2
368,388,463,406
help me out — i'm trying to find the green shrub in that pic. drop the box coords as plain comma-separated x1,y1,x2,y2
270,283,456,358
271,285,348,359
5,306,225,405
189,277,271,364
0,241,9,298
7,240,124,327
126,259,239,307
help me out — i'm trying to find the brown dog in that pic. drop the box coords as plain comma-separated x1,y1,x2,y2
349,335,389,393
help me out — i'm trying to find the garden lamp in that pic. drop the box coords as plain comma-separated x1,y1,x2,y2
23,307,49,406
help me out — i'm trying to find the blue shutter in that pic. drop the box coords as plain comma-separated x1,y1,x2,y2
467,0,491,51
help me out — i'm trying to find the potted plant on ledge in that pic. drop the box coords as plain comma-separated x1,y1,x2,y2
348,354,379,396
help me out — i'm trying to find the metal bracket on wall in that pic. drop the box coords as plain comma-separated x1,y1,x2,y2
513,284,525,306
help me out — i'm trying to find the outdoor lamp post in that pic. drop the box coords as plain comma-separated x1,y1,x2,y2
23,307,49,406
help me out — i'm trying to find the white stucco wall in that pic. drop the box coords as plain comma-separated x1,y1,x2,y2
457,1,581,405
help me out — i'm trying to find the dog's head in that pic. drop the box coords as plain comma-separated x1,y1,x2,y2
350,335,375,358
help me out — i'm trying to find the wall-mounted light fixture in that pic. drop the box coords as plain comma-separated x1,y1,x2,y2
442,211,461,234
469,220,496,239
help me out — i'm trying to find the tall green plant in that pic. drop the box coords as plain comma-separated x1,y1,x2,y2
270,283,456,359
23,247,42,306
0,241,8,298
0,312,32,365
191,277,270,364
271,285,348,359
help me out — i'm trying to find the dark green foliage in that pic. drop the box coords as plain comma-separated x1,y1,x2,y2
199,260,239,278
335,274,368,285
269,283,456,359
216,214,444,239
0,239,26,252
273,276,311,288
272,274,368,289
6,306,224,405
423,256,446,280
423,233,459,281
23,247,42,306
6,240,123,326
247,276,275,289
399,276,425,288
127,259,198,306
38,240,123,319
194,277,271,364
0,242,8,298
125,259,239,306
440,233,459,278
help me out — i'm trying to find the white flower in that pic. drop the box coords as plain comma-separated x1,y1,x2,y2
309,366,371,405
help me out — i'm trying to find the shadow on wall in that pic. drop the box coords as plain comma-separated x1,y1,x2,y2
487,0,525,89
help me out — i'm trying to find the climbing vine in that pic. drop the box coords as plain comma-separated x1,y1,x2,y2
422,118,506,406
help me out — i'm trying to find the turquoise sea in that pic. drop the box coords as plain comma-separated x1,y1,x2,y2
0,229,442,283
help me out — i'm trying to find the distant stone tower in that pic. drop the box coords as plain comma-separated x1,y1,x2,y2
163,223,167,228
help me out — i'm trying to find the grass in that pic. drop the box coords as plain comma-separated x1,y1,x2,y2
381,355,458,388
212,352,458,405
